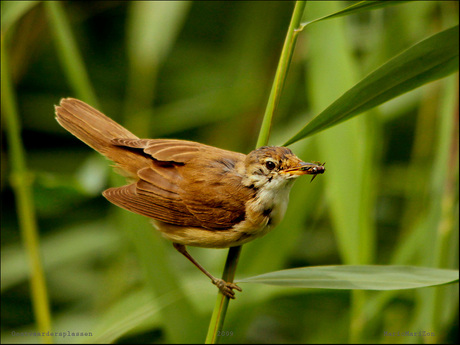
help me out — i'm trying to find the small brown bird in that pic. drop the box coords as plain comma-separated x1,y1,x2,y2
55,98,325,298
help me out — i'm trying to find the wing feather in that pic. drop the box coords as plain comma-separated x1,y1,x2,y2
103,184,202,227
111,138,206,163
137,167,181,198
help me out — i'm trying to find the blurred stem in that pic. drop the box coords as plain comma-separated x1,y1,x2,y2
350,290,366,343
423,76,459,343
123,1,190,137
44,1,98,106
1,38,52,344
206,2,307,343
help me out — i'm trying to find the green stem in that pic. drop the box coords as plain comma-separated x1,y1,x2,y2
1,38,53,344
205,246,242,343
256,1,307,148
205,2,307,343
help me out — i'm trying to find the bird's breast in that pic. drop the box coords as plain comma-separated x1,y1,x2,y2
232,179,294,243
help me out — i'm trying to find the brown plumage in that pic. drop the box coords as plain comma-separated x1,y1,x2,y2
55,98,325,298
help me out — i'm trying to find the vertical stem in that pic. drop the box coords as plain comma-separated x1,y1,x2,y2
256,1,307,148
205,2,307,343
1,38,53,344
205,246,242,344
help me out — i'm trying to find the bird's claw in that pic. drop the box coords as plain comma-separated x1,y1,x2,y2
213,279,242,299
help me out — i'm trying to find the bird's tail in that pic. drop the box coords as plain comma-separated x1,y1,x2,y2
55,98,149,177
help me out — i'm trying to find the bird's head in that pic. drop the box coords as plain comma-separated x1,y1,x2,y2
241,146,325,189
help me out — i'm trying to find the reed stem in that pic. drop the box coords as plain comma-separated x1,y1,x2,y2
205,2,307,343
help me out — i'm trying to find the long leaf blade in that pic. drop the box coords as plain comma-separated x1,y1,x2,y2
237,265,459,290
300,0,411,28
284,25,459,146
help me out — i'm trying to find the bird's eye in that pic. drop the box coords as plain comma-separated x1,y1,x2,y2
265,161,276,170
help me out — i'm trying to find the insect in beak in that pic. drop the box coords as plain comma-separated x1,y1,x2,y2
281,161,326,182
307,162,326,182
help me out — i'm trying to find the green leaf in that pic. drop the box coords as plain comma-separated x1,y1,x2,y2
300,0,411,28
284,25,459,146
237,265,459,290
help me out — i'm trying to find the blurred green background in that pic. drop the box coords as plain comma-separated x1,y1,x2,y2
1,1,458,343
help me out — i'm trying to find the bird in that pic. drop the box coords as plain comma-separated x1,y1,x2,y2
55,98,325,298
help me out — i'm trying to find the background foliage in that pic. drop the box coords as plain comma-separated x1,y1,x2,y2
1,1,458,343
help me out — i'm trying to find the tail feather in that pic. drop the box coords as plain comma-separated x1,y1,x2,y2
55,98,149,177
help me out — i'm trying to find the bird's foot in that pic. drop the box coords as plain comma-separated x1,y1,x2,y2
213,278,242,299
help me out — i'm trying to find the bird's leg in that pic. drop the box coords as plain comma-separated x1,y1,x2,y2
173,243,242,299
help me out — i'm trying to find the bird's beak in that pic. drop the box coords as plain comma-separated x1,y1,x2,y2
281,161,326,181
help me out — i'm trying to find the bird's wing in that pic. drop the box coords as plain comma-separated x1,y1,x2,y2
177,153,256,230
103,179,203,228
111,138,222,163
107,138,252,230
